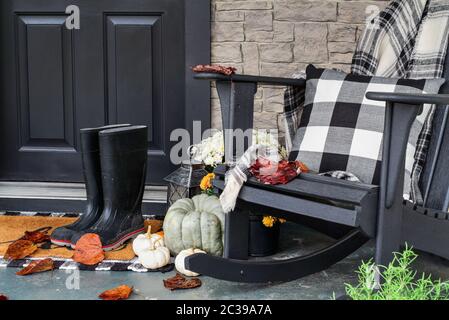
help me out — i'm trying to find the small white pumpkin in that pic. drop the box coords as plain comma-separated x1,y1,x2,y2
138,246,170,270
132,226,164,256
175,248,206,277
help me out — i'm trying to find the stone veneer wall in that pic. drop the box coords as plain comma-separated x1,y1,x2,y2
210,0,390,129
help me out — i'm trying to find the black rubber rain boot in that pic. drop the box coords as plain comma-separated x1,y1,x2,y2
70,125,148,251
50,124,131,247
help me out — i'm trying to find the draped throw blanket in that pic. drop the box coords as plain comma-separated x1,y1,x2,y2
283,0,449,204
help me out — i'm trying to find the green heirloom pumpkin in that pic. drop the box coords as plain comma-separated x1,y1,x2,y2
163,194,225,256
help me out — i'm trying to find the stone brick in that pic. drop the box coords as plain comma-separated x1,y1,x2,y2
317,63,352,73
216,1,272,11
211,86,219,99
255,86,263,99
242,43,260,75
328,42,356,54
211,43,242,63
212,22,244,42
260,62,306,78
328,24,357,42
275,1,337,22
245,11,273,32
211,99,222,129
338,1,389,24
245,30,274,42
329,52,353,64
263,87,285,112
215,10,244,22
254,112,279,130
260,43,293,63
254,99,263,113
273,22,294,42
294,23,328,63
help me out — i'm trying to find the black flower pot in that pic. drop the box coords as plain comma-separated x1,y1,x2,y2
249,214,280,257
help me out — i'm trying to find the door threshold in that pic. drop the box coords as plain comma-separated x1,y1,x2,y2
0,181,168,215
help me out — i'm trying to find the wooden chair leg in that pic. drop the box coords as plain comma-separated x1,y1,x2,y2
224,208,249,260
374,202,404,287
375,206,402,267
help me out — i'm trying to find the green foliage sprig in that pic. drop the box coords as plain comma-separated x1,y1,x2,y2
344,246,449,300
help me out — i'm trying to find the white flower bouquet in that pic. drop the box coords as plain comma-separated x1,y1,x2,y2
191,130,287,168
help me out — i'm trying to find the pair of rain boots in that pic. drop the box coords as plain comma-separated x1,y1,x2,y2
51,124,148,251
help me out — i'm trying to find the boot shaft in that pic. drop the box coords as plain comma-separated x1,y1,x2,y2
80,124,131,206
98,125,148,213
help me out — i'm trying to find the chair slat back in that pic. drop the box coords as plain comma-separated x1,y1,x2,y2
419,45,449,211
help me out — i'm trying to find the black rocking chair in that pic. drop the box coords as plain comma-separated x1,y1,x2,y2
184,52,449,283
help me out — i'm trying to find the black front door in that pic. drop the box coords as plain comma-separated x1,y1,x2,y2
0,0,209,185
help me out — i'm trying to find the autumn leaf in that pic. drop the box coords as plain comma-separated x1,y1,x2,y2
20,229,51,244
192,64,237,76
16,258,54,276
0,294,8,300
72,233,105,265
4,240,38,260
99,285,133,300
250,159,305,185
163,273,202,291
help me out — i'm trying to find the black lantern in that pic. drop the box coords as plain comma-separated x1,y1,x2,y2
164,159,208,207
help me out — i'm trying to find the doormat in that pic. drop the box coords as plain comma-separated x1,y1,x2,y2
0,212,173,273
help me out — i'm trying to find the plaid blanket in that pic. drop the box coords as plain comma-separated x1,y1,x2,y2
283,0,449,203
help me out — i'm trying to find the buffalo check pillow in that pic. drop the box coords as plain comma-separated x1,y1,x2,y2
289,65,445,188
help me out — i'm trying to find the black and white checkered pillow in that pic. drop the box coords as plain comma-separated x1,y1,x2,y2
289,65,445,186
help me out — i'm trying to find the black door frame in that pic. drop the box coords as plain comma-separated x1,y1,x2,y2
0,0,211,215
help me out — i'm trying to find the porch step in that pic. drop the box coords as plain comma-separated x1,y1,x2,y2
0,182,168,214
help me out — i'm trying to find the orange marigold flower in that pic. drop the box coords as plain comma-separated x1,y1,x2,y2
200,173,215,191
262,216,276,228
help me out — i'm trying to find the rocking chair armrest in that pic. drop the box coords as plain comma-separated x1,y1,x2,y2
366,92,449,106
194,72,306,87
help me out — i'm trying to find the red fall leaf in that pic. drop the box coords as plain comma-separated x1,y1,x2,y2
163,273,202,291
72,233,105,266
0,294,8,300
20,229,51,244
250,159,307,185
4,240,38,260
99,285,133,300
16,258,54,276
192,64,237,76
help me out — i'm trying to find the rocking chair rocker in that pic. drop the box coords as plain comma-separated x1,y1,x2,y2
184,51,449,283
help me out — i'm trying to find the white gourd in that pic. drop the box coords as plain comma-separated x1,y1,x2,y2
132,226,165,256
132,226,170,270
175,248,206,277
138,246,170,270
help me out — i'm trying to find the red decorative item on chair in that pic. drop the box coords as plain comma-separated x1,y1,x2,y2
192,64,237,76
249,158,308,185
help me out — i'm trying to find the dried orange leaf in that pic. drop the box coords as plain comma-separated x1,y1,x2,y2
16,258,54,276
4,240,38,260
163,273,202,291
73,233,105,265
20,230,50,244
99,285,133,300
0,294,8,300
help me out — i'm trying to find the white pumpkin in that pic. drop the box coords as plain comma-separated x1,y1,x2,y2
138,246,171,270
175,248,206,277
132,226,164,256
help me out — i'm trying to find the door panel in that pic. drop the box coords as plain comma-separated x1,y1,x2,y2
0,0,201,185
106,15,162,144
17,15,75,150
